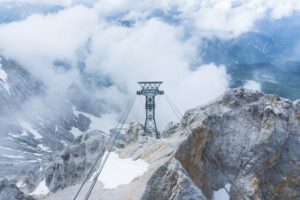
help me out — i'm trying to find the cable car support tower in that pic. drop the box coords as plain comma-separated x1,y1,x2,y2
137,81,164,139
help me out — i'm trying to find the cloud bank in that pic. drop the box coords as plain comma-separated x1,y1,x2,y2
0,0,95,7
0,0,299,128
243,80,261,91
0,5,96,94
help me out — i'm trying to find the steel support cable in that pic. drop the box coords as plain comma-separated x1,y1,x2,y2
164,95,182,123
73,96,136,200
84,96,137,200
163,94,247,200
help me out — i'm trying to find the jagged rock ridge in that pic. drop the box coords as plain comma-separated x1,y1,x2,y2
142,88,300,200
5,88,299,200
0,55,107,188
45,130,109,192
0,180,34,200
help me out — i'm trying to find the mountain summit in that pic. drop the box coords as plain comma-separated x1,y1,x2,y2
12,88,298,200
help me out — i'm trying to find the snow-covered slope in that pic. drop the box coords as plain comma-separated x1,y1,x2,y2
0,56,107,184
0,60,9,94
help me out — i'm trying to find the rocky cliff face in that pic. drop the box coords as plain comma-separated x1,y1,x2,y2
0,56,107,188
142,88,300,200
142,158,206,200
115,122,144,148
0,180,34,200
45,130,108,192
3,86,299,200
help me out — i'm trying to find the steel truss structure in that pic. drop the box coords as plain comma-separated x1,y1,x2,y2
137,81,164,139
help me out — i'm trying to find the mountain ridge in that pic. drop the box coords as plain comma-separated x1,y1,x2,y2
15,88,299,200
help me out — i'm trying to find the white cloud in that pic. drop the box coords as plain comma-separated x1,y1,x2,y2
266,0,300,19
0,0,299,129
190,0,300,38
0,5,97,64
0,0,97,7
0,5,230,128
93,0,300,38
0,0,72,6
0,5,97,93
243,80,261,91
187,0,266,38
85,19,230,126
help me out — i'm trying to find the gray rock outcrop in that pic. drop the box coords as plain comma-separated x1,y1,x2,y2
45,130,108,192
115,122,144,148
0,180,34,200
143,88,300,200
161,122,181,138
0,55,108,189
18,88,299,200
142,158,206,200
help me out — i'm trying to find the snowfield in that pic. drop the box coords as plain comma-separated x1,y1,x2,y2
97,152,149,189
213,183,231,200
70,126,84,138
30,179,50,196
0,63,10,94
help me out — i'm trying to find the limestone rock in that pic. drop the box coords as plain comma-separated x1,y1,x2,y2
125,122,144,144
161,122,181,138
0,179,34,200
144,88,300,200
115,122,144,148
45,130,108,192
142,158,206,200
32,88,299,200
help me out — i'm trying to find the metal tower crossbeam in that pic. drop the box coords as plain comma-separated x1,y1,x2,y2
137,81,164,138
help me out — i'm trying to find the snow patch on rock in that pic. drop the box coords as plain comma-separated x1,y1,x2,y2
20,120,43,139
30,179,49,196
70,126,84,138
213,184,231,200
97,152,149,189
3,154,25,159
16,180,26,188
0,63,10,94
37,144,51,153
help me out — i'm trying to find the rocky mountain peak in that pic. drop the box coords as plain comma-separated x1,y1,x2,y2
1,88,299,200
144,88,300,199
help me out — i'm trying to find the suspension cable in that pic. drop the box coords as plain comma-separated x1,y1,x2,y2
73,96,136,200
83,96,136,200
164,94,247,200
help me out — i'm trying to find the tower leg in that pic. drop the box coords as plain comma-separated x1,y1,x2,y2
144,96,159,138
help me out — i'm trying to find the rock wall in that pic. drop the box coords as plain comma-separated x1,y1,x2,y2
115,122,144,148
45,130,108,192
142,158,206,200
0,55,107,181
143,88,300,200
0,180,34,200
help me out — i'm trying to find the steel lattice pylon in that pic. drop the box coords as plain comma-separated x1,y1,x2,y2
137,81,164,139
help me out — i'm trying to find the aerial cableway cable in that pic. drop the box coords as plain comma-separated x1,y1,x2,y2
164,94,247,200
73,96,136,200
83,96,136,200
